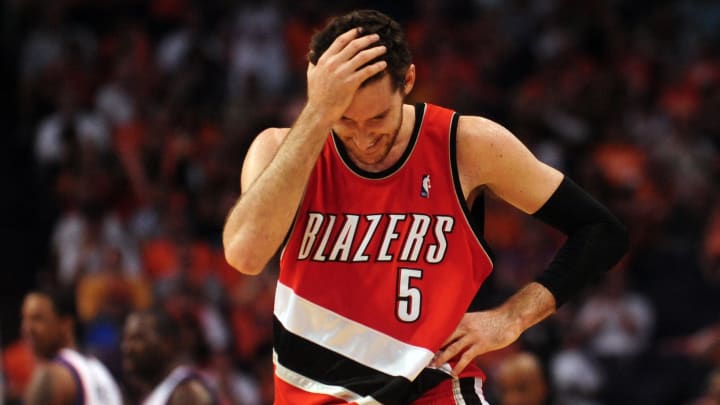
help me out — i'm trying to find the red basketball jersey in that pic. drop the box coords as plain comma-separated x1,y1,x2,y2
274,103,493,404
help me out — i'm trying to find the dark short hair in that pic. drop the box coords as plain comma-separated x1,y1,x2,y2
30,287,77,320
142,307,181,339
308,10,412,90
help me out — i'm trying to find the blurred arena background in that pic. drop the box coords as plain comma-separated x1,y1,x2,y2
2,0,719,403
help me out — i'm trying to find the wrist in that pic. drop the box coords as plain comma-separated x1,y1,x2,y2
492,307,525,339
301,102,340,129
499,283,556,334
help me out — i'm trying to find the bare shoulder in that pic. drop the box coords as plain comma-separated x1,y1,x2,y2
455,115,562,213
249,127,291,157
169,379,214,405
26,363,78,405
455,115,520,185
456,115,517,159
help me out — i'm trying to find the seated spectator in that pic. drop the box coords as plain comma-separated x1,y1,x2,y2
52,202,140,287
494,352,549,405
550,331,603,405
76,245,152,372
575,269,654,360
575,268,654,403
76,246,152,323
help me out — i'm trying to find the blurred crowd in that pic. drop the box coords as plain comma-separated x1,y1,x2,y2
3,0,720,404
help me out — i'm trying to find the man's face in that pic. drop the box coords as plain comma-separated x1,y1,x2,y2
709,371,720,401
332,74,406,170
21,293,67,360
121,313,165,379
496,367,547,405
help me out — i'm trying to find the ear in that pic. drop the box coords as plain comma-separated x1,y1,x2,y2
403,64,416,96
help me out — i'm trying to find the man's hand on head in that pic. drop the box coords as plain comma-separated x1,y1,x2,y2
306,28,387,123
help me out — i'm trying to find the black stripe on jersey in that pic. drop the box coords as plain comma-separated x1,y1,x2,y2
274,316,413,404
459,377,483,404
274,316,452,404
404,369,453,403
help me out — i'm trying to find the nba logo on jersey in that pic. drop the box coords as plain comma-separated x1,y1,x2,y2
420,174,431,198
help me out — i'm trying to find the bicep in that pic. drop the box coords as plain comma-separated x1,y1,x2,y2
25,366,53,405
25,364,77,405
458,116,563,214
240,128,288,194
169,380,214,405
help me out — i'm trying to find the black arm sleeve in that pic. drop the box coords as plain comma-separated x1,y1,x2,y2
532,177,629,307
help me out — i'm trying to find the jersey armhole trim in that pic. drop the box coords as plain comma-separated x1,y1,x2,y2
449,114,495,264
54,357,85,405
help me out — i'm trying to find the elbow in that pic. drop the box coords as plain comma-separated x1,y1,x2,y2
223,238,266,276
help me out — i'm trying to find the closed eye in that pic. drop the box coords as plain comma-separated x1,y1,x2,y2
372,110,389,120
340,108,389,124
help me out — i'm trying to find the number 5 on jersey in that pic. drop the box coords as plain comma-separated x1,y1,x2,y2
396,268,423,322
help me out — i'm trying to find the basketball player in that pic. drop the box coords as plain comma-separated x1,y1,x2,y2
121,308,217,405
222,9,628,404
21,289,123,405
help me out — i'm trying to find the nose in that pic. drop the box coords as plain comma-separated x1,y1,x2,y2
353,132,378,150
121,338,134,355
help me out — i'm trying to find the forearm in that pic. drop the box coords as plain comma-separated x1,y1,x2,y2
534,177,629,306
224,29,388,275
25,366,76,405
497,282,556,336
431,282,556,374
223,107,333,275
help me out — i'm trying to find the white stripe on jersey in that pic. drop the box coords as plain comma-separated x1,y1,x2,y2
57,348,123,405
273,350,382,404
274,282,434,380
